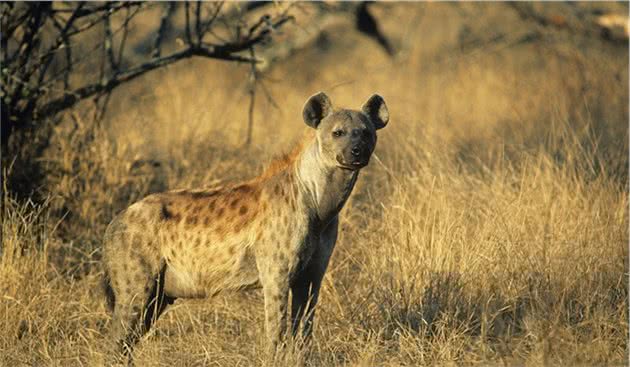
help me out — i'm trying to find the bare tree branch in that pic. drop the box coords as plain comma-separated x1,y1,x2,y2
152,2,175,59
1,1,295,151
195,1,202,45
38,45,259,119
103,7,118,75
185,2,192,45
51,2,142,18
116,6,136,69
245,46,257,147
200,2,224,38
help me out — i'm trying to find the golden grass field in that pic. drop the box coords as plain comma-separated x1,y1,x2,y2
1,2,628,366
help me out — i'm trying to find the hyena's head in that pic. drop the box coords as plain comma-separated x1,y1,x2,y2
302,92,389,170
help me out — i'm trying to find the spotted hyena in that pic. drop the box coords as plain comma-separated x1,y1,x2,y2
102,92,389,362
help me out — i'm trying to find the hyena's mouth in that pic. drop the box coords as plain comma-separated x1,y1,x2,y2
336,156,368,170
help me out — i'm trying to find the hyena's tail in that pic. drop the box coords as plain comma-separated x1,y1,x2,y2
102,269,116,312
102,212,126,313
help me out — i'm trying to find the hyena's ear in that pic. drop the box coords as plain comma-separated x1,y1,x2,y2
303,92,333,128
362,94,389,130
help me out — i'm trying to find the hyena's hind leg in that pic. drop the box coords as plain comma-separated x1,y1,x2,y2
105,254,173,364
141,266,175,335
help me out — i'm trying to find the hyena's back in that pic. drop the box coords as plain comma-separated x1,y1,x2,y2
103,184,268,303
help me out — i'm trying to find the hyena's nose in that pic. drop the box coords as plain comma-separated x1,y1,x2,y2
351,146,361,157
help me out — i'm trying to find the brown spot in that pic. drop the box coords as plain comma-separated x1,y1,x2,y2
161,203,176,221
185,202,195,212
217,207,225,216
236,184,253,194
230,197,240,209
239,205,248,215
204,217,211,226
208,200,216,211
227,246,236,256
127,210,138,222
274,273,285,283
273,293,283,301
274,185,282,195
138,257,151,272
195,203,207,212
186,215,199,226
131,233,142,248
216,230,226,242
256,244,266,256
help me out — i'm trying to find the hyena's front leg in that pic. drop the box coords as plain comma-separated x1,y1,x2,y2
258,256,290,352
263,280,289,350
290,269,321,340
291,217,338,339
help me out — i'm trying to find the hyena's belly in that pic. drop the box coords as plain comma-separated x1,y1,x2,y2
162,236,260,298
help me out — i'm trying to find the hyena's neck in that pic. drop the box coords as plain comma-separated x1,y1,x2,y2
295,141,359,225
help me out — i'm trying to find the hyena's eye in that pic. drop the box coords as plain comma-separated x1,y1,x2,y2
332,130,345,137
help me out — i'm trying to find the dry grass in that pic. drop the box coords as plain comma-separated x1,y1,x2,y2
1,3,628,366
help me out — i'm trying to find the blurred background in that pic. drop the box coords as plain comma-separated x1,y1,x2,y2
1,2,628,366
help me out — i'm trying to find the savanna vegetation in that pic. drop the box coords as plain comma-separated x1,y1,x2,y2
1,2,628,366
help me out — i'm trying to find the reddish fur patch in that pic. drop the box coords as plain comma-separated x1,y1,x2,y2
141,132,313,269
257,131,313,181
